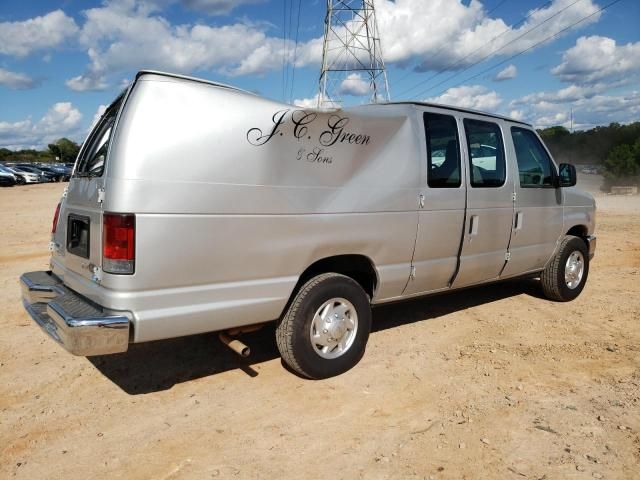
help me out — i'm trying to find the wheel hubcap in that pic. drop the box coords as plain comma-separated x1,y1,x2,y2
310,298,358,359
564,250,585,289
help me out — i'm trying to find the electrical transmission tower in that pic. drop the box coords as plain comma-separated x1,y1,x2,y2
318,0,390,108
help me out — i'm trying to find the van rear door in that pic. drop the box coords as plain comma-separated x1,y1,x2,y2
52,96,123,283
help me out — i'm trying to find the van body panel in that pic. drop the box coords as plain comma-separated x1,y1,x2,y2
55,73,423,342
32,70,596,349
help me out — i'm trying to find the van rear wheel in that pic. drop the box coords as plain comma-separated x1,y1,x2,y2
276,273,371,379
541,235,589,301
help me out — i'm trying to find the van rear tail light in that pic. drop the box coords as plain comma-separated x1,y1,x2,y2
103,213,135,274
52,202,61,234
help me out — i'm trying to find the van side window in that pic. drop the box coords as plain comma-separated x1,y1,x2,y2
463,119,506,188
511,127,555,187
76,98,121,177
424,113,461,188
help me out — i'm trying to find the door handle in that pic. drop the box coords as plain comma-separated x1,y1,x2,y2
469,215,479,236
515,212,523,230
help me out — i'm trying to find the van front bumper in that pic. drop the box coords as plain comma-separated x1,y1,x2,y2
20,271,130,356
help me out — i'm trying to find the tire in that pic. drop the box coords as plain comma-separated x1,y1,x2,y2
541,235,589,301
16,177,25,185
276,273,372,379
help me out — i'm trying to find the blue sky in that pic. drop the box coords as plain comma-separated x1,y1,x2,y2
0,0,639,149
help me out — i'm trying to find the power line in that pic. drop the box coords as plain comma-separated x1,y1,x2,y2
486,0,510,16
289,0,302,104
398,0,582,99
394,0,548,88
281,0,287,101
285,0,294,102
424,0,624,100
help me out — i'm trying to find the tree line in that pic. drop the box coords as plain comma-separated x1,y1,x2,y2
0,138,80,164
539,122,640,185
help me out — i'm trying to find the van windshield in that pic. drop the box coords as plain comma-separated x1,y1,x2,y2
75,95,123,177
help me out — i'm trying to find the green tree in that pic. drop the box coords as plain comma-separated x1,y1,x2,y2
603,143,640,185
48,138,80,163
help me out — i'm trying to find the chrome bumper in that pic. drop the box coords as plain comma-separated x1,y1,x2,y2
586,235,596,260
20,271,129,356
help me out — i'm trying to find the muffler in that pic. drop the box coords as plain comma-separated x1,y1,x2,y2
219,332,250,358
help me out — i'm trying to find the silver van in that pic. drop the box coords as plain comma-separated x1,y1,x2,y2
21,71,596,378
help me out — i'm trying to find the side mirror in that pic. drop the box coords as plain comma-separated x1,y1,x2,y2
558,163,576,187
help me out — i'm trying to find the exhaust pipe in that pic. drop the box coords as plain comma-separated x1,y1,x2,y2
219,332,250,358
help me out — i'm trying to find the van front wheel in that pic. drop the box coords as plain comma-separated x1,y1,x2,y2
541,235,589,301
276,273,371,379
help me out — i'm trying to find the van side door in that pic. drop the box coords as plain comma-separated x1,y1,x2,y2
452,118,514,287
404,111,466,295
500,126,563,276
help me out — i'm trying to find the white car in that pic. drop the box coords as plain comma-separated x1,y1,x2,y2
4,166,41,184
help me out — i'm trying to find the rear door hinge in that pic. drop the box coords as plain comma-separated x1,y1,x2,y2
419,194,425,209
97,187,105,204
91,265,103,283
512,192,517,202
505,252,511,261
410,265,416,279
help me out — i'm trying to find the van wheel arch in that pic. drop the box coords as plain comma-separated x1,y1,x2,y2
566,225,589,248
283,255,378,315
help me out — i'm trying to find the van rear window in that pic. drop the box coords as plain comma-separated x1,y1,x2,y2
75,96,122,177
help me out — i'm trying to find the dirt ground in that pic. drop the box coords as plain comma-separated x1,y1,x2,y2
1,179,639,480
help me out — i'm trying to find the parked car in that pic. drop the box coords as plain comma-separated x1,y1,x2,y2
35,165,70,182
21,70,596,379
15,164,57,182
0,165,17,186
3,166,41,184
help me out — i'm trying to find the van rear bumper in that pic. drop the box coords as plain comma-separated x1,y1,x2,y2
20,271,130,356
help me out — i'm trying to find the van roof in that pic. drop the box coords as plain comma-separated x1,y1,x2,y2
385,101,532,127
135,70,255,95
135,70,532,127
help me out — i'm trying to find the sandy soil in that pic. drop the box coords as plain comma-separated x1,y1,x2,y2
1,181,639,480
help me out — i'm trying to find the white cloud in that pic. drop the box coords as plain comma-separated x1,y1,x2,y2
65,0,603,94
70,1,288,83
66,74,109,92
513,84,603,105
0,68,38,90
494,64,517,81
0,10,78,57
338,73,370,97
374,0,601,72
292,94,340,109
509,85,640,129
426,85,502,111
509,109,525,121
90,105,108,130
39,103,83,134
180,0,265,15
293,95,320,108
0,102,83,149
552,35,640,85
